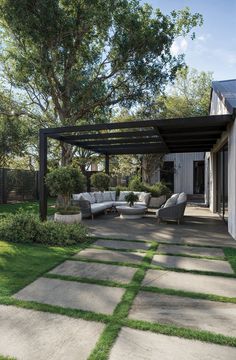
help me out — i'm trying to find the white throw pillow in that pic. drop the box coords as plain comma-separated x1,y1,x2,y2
110,191,116,201
94,191,104,203
89,192,96,204
118,191,130,201
103,191,112,201
72,194,80,200
139,192,150,205
164,193,179,208
177,192,187,204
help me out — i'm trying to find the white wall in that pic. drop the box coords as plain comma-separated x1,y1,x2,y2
209,90,236,240
228,119,236,239
151,152,205,194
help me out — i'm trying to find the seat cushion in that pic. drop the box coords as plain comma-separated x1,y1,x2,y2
177,192,187,204
113,201,127,206
91,203,108,213
102,201,114,208
164,193,179,208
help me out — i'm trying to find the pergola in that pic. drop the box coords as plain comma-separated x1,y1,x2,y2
39,114,233,220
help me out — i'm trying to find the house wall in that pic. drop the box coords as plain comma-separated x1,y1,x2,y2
151,152,205,195
210,89,236,240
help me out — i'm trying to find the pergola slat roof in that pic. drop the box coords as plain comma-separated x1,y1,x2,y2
39,113,233,220
45,114,232,155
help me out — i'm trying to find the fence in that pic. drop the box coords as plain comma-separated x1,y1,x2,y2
0,168,39,204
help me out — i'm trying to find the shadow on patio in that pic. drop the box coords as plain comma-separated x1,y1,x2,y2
82,205,236,248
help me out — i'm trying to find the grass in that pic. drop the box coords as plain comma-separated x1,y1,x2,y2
0,240,87,297
0,199,56,218
224,248,236,273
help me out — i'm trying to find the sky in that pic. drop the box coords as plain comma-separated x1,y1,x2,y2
141,0,236,81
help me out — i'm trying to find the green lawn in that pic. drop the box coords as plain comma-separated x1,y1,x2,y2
0,240,82,298
0,199,56,218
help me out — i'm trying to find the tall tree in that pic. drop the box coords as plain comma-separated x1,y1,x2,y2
0,1,202,164
141,67,213,118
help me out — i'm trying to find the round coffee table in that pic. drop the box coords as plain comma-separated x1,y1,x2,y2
116,204,147,219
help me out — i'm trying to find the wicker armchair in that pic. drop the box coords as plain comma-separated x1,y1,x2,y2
156,193,187,224
72,199,92,219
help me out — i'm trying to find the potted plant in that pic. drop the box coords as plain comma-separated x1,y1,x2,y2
45,166,85,224
148,182,171,208
125,192,139,207
90,172,110,191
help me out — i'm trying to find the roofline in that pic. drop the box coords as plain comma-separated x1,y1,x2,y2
211,80,235,114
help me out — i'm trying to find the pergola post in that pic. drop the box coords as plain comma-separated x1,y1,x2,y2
105,153,110,175
39,129,48,221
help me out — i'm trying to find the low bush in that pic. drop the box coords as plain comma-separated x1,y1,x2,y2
128,176,171,197
0,211,88,246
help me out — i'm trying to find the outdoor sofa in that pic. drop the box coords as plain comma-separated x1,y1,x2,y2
156,192,187,224
72,191,151,219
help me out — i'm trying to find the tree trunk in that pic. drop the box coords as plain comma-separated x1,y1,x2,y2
61,142,73,165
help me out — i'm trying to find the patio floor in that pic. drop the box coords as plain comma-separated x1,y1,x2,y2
2,205,236,359
84,205,236,248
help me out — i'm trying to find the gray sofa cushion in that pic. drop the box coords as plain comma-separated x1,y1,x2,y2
164,193,179,208
118,191,130,201
91,203,108,214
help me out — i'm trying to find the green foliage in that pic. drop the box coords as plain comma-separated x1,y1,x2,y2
45,166,85,208
91,172,110,191
0,1,202,163
125,192,139,207
141,68,213,119
115,186,128,197
128,176,171,197
128,176,146,192
0,211,88,246
145,182,171,197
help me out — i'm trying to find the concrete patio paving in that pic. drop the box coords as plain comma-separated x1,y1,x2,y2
13,277,125,314
3,205,236,359
129,291,236,337
49,260,137,283
85,206,236,248
0,305,104,360
109,327,236,360
142,269,236,297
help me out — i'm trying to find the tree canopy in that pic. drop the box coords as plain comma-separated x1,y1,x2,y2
0,0,203,163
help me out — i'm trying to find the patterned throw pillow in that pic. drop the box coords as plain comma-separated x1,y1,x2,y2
110,191,116,201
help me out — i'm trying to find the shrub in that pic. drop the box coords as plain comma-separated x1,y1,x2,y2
115,185,128,197
45,166,85,212
128,176,146,192
90,172,110,191
0,211,88,246
146,182,171,197
125,192,139,207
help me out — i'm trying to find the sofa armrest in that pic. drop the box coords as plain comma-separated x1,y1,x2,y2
72,199,91,218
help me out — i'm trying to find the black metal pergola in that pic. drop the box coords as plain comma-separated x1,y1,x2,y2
39,114,233,220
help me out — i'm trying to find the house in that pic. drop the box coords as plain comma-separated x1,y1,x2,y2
149,79,236,239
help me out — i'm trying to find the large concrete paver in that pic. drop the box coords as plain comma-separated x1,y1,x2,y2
152,254,234,274
49,260,136,284
142,269,236,298
109,327,236,360
157,244,225,258
13,277,125,315
129,292,236,337
93,239,150,250
74,248,145,264
0,304,104,360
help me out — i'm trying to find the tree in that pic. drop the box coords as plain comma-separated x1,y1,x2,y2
141,67,213,119
0,1,202,164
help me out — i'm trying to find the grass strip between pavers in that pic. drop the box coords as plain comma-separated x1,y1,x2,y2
1,239,236,359
71,255,236,278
